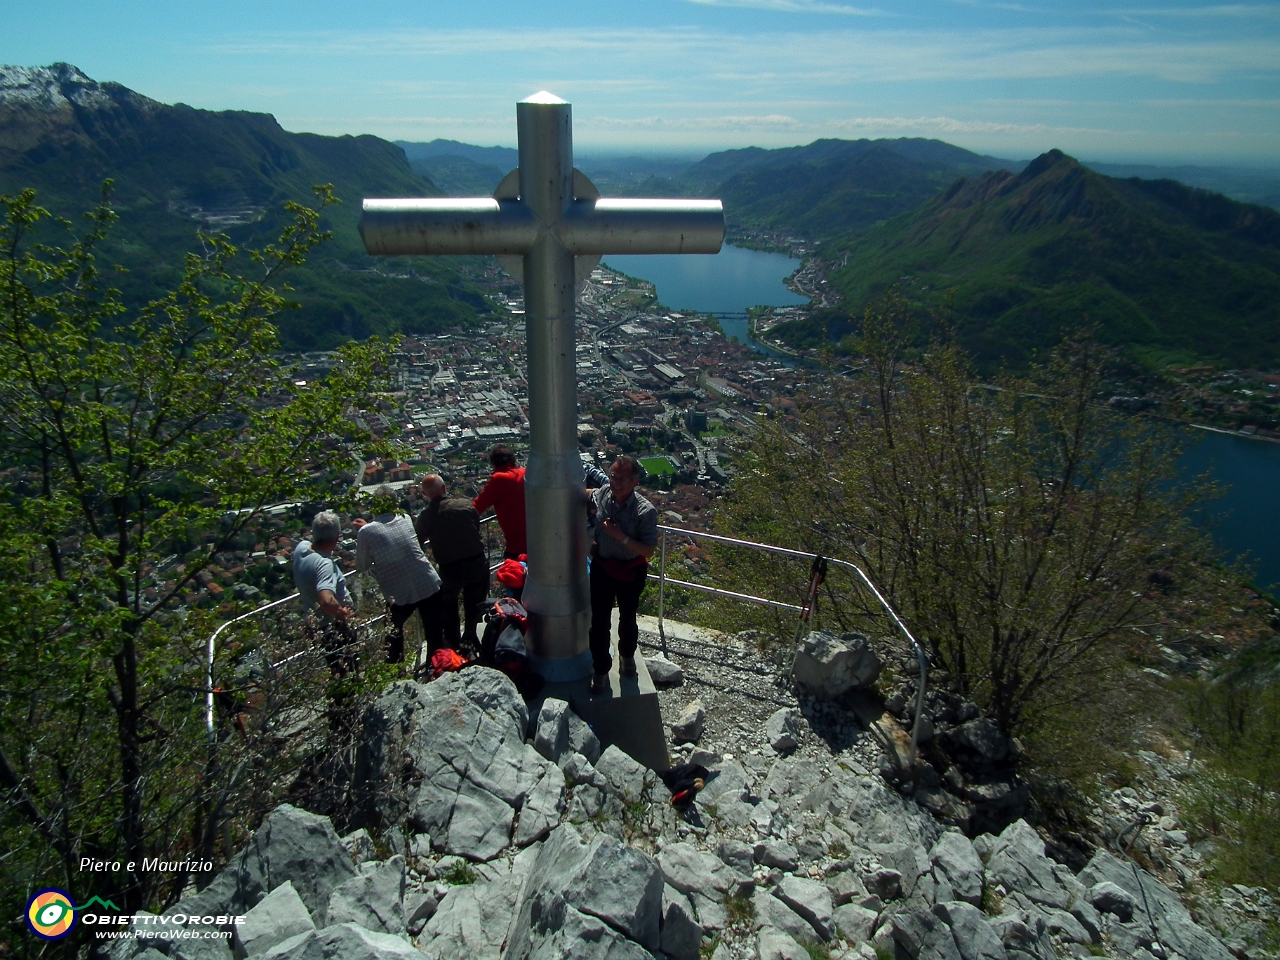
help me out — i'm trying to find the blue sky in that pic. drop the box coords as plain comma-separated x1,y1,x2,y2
3,1,1278,165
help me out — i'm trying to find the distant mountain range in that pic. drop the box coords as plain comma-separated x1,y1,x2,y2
0,64,485,350
772,150,1280,370
5,63,1278,368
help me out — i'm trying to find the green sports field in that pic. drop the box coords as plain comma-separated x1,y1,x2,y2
639,456,676,476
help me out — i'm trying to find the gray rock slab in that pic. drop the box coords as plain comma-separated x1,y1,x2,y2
514,764,566,846
700,760,750,806
1043,908,1089,944
260,923,421,960
324,855,405,934
717,839,755,876
827,870,867,907
929,832,984,907
522,904,654,960
889,907,962,960
311,923,421,959
1077,850,1233,960
357,671,555,863
421,871,525,960
660,885,703,960
659,842,737,899
645,655,684,686
752,888,818,944
765,708,803,754
559,751,607,789
773,875,834,941
173,804,358,923
1088,880,1136,920
671,700,706,745
931,901,1008,960
234,881,316,959
753,840,799,872
983,820,1068,910
833,903,878,943
870,842,929,899
689,891,728,932
566,709,602,765
792,631,882,699
756,927,810,960
503,823,664,957
594,744,652,803
533,698,572,763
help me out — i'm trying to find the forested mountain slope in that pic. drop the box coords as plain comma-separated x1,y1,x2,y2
774,150,1280,370
0,64,486,349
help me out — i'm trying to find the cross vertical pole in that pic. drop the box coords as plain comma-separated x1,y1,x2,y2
357,91,723,682
517,94,589,660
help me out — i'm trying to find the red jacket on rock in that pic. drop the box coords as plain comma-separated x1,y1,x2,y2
474,466,526,556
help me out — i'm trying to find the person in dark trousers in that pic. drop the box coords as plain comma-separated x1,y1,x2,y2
353,486,444,663
473,445,526,559
416,473,490,651
587,456,658,694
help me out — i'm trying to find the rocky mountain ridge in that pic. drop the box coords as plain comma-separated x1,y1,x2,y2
98,647,1265,960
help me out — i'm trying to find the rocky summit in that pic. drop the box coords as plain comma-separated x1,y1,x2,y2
102,652,1253,960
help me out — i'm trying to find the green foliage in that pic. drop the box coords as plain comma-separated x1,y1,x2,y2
820,151,1280,372
0,183,394,931
716,297,1234,765
441,860,478,885
798,940,831,960
1178,636,1280,891
724,893,754,926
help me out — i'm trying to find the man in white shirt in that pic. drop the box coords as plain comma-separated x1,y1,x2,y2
354,486,444,663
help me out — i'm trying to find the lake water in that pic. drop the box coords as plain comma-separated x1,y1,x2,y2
604,247,1280,594
603,244,808,315
1179,430,1280,594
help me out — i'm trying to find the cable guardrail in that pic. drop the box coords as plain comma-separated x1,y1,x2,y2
204,515,507,740
203,516,929,767
651,524,929,766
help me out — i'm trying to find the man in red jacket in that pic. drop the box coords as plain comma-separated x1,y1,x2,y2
473,445,526,559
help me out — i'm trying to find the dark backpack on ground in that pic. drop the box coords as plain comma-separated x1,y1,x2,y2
479,598,544,697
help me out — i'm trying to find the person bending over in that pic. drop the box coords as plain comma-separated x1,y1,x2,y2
353,486,444,663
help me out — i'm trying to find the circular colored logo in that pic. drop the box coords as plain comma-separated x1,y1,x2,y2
26,888,77,940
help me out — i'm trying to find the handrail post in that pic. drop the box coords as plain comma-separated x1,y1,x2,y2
657,528,668,657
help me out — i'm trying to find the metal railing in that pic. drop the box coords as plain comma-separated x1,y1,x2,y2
651,524,929,766
204,518,929,766
204,515,506,740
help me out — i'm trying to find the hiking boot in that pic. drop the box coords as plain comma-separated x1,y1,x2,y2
589,672,609,694
620,656,638,678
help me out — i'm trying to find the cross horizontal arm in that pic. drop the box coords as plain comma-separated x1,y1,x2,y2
359,199,538,256
359,197,725,258
561,199,724,255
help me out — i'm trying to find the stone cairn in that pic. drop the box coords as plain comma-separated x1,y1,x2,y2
100,642,1245,960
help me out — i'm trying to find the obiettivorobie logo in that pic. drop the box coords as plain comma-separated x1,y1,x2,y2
26,889,118,940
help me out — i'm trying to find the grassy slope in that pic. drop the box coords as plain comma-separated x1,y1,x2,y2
773,150,1280,371
1,76,485,350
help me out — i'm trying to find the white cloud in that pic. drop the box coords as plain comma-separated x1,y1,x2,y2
684,0,885,15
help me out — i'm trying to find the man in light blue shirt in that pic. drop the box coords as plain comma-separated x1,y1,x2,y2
293,510,354,673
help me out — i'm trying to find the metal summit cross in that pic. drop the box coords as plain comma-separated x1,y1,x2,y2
360,92,724,678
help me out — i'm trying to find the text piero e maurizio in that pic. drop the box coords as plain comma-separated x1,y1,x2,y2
79,857,214,873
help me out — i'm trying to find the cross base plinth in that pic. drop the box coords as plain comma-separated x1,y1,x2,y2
536,654,669,773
